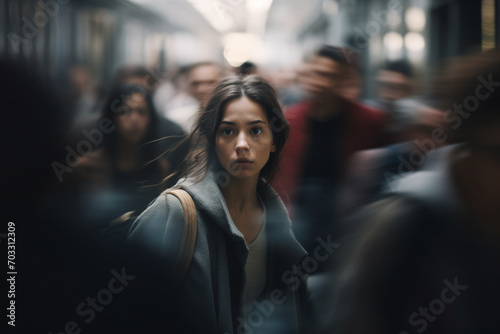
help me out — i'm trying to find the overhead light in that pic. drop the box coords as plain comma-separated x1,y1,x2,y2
223,33,262,67
405,32,425,52
384,32,403,60
224,46,250,67
405,7,426,31
384,32,403,51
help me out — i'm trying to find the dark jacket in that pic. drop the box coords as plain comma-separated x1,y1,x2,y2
127,170,310,334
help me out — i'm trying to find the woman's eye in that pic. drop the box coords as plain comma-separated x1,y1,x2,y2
250,127,263,135
118,108,129,117
221,128,233,135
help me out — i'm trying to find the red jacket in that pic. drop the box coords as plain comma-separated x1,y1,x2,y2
273,99,386,209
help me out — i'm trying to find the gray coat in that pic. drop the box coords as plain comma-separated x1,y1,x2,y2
128,170,310,334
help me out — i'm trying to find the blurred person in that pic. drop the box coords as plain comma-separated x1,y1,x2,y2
72,83,185,227
67,64,99,128
109,64,167,120
1,57,121,333
321,48,500,334
110,64,162,91
2,57,67,333
374,59,414,106
108,64,186,140
339,98,445,215
126,75,311,333
165,61,223,132
68,64,183,144
273,45,386,272
188,62,223,103
339,34,366,102
155,65,196,118
44,79,184,333
367,59,415,142
151,69,176,114
338,66,362,101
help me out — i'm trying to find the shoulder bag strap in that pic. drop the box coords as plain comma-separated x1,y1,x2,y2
163,188,197,284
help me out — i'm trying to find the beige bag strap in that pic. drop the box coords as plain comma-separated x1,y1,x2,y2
163,188,197,284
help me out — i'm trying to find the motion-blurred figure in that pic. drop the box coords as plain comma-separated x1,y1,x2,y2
340,99,445,215
67,64,99,129
273,45,386,272
154,65,193,119
322,48,500,334
72,83,185,227
108,64,186,140
2,57,116,333
338,65,362,101
110,64,162,90
165,62,223,131
367,60,415,143
376,60,413,104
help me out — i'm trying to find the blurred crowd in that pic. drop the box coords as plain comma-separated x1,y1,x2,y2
3,43,500,333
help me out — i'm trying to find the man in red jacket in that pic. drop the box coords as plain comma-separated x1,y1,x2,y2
274,46,386,269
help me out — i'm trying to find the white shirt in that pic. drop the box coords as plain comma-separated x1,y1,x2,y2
242,198,267,319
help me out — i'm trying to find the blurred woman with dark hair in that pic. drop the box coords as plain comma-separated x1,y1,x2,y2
128,75,311,333
101,83,166,189
74,83,185,225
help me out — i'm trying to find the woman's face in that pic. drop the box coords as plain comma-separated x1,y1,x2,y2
216,96,275,181
116,93,151,145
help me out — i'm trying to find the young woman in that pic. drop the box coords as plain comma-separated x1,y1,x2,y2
127,75,310,333
99,83,185,195
71,83,185,224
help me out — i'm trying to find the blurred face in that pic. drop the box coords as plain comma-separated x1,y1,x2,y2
116,93,151,144
377,70,411,102
216,97,275,182
301,56,344,102
189,65,221,103
69,66,92,93
338,67,361,101
452,120,500,228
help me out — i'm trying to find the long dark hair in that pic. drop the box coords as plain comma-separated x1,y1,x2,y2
165,75,289,187
101,83,164,181
102,83,159,154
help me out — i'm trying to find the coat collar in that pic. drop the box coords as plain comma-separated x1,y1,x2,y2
177,170,307,269
177,170,245,242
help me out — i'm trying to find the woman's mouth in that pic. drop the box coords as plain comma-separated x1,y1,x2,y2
234,159,253,167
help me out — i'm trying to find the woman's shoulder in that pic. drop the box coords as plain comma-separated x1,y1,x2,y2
127,192,186,253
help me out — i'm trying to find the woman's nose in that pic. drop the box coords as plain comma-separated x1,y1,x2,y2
128,110,141,122
235,132,250,152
